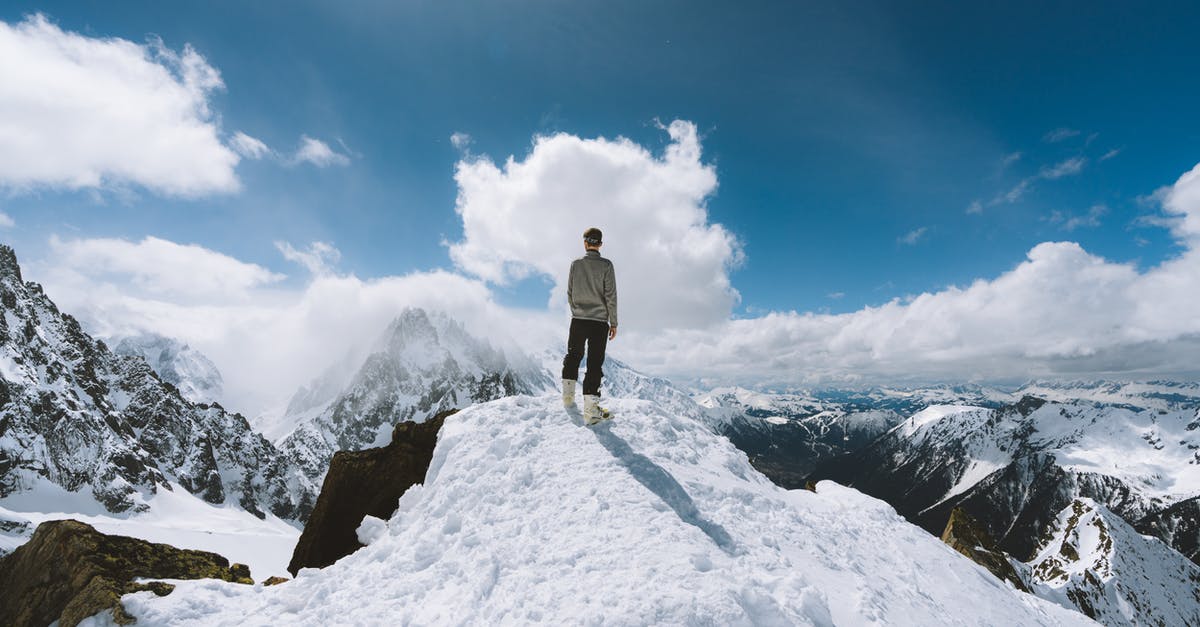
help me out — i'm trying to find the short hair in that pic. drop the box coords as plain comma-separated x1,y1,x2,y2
583,227,603,245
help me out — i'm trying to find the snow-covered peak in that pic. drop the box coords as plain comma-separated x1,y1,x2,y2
377,307,508,374
124,395,1088,625
895,404,990,438
1025,498,1200,625
695,385,825,416
1023,403,1200,502
275,310,552,481
110,332,224,404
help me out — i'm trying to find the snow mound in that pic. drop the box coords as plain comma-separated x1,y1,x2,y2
124,395,1089,625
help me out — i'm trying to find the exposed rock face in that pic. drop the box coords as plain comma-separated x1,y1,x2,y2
0,519,252,627
940,507,1028,591
287,410,452,575
0,244,315,519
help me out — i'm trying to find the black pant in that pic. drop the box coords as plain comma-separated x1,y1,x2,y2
562,318,609,396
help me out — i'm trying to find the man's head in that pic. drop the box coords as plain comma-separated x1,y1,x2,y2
583,227,603,250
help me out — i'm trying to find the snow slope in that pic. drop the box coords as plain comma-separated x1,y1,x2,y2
123,395,1090,626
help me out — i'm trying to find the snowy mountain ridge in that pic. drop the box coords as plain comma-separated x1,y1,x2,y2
1021,497,1200,625
120,394,1090,626
0,244,319,576
806,399,1200,624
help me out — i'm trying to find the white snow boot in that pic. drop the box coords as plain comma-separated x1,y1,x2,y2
562,379,577,407
583,394,612,426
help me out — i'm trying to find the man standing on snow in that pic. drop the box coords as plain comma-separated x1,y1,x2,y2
562,227,618,425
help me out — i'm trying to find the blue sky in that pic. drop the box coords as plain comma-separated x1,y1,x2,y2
4,1,1197,312
4,2,1200,408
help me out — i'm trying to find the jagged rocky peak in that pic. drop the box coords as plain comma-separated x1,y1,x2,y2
276,308,551,484
0,245,315,520
0,244,21,282
1023,498,1200,625
111,332,224,404
1029,499,1117,585
380,307,504,372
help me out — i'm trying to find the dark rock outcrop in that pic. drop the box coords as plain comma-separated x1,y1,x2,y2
940,507,1028,591
0,519,252,627
287,410,453,575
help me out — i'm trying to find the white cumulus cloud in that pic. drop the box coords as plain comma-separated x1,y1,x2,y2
276,240,342,276
898,227,928,245
0,212,13,228
450,132,473,151
292,136,350,167
44,235,284,302
448,120,742,330
0,14,240,196
230,132,272,160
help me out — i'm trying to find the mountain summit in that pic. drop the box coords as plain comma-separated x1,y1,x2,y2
111,332,224,404
277,308,551,482
123,395,1087,625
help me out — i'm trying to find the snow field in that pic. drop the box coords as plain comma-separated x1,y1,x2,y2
123,395,1090,626
0,477,299,578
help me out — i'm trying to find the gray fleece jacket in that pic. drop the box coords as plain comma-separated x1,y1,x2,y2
567,250,618,327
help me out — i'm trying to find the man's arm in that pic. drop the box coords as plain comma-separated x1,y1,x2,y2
605,262,618,339
566,260,576,310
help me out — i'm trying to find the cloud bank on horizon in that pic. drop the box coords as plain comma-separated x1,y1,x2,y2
4,13,1200,413
31,123,1200,411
